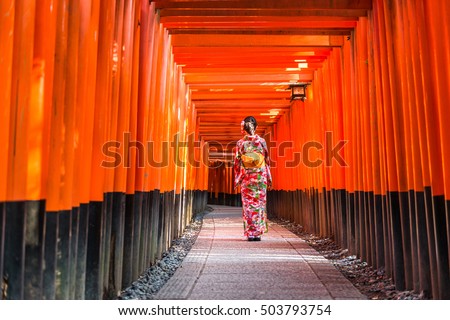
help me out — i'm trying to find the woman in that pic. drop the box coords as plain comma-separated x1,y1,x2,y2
234,116,272,241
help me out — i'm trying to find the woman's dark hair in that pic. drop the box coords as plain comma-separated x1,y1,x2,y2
243,116,257,135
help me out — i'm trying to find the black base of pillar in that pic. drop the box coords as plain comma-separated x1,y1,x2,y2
85,201,103,300
0,202,4,300
4,202,26,299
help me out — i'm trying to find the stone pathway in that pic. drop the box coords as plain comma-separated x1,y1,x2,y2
155,205,366,300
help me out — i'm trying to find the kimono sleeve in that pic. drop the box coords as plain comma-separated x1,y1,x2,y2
261,138,272,185
233,141,244,187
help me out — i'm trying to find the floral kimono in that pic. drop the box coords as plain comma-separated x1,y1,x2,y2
234,134,272,238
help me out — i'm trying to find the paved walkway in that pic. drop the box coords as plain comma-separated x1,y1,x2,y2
155,205,366,300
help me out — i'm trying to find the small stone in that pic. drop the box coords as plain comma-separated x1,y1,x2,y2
385,285,396,291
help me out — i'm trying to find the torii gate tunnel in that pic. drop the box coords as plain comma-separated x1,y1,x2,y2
0,0,449,300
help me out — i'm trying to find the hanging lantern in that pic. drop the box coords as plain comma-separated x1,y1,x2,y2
290,84,307,101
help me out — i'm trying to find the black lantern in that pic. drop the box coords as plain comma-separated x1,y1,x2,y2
290,84,307,101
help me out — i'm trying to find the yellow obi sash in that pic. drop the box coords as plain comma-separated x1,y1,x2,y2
241,152,265,168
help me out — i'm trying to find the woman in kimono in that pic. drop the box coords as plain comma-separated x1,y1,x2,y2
234,116,272,241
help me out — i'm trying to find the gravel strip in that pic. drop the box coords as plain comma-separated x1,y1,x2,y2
118,207,211,300
270,217,428,300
